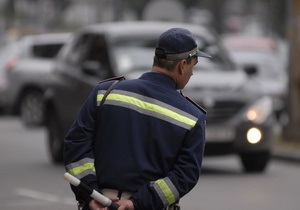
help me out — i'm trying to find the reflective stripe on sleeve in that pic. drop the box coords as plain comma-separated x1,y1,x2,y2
97,90,106,106
97,90,198,130
151,177,179,206
65,158,96,179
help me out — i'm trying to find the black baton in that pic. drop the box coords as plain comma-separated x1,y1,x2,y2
64,173,119,210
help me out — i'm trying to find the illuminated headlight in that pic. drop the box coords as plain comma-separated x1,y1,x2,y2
247,127,262,144
245,97,273,124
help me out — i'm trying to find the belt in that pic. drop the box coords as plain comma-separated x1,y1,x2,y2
101,189,133,200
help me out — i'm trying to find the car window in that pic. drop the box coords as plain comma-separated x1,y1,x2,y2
32,43,64,59
64,33,111,71
65,34,92,64
195,44,236,71
113,38,156,74
84,34,111,70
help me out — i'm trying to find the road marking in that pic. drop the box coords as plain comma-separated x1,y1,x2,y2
15,188,74,205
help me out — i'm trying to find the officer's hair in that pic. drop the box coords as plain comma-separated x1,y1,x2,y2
153,56,194,72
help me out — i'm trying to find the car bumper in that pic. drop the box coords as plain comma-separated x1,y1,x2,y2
204,119,274,156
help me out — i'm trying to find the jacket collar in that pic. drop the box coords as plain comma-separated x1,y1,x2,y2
139,72,176,89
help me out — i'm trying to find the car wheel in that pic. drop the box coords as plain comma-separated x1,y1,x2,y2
20,89,45,127
240,151,271,173
47,109,64,164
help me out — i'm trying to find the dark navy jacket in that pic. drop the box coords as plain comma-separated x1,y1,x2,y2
64,72,206,210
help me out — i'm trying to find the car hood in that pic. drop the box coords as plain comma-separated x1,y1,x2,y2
185,69,247,92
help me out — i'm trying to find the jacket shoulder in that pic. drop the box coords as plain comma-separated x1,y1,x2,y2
98,76,126,85
185,95,207,114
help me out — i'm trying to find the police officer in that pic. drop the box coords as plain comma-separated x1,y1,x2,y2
64,27,211,210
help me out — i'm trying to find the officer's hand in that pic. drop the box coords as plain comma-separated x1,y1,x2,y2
116,199,134,210
89,199,105,210
89,196,119,210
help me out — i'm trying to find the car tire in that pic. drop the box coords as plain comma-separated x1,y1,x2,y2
240,151,271,173
20,89,45,127
46,109,64,164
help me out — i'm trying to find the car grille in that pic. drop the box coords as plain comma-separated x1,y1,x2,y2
198,101,246,124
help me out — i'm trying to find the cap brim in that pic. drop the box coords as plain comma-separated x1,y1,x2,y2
164,48,212,60
196,50,212,59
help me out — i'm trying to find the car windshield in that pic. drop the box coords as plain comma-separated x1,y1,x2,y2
112,36,236,75
229,50,283,78
112,38,155,75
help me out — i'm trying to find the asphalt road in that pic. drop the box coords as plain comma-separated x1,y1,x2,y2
0,116,299,210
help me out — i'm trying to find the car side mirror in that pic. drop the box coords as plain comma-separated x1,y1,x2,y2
244,65,258,76
82,61,102,76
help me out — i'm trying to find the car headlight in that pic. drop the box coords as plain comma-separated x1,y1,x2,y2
247,127,262,144
245,97,273,124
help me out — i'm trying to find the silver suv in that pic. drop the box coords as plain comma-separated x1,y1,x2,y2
44,21,275,172
4,33,70,126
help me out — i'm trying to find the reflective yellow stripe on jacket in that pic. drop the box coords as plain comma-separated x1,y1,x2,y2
151,177,179,206
65,157,95,179
97,90,197,130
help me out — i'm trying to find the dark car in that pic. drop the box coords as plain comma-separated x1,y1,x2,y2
4,33,70,126
44,21,275,172
221,35,288,122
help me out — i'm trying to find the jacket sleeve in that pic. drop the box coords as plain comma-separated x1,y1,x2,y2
64,87,100,202
130,115,206,210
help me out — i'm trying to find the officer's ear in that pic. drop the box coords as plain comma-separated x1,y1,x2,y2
177,59,187,75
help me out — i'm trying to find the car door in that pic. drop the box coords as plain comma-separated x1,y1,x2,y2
53,32,113,130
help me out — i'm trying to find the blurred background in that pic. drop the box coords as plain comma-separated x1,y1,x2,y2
0,0,299,141
0,0,290,38
0,0,300,210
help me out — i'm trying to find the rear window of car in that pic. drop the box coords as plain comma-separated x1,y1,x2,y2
32,44,64,59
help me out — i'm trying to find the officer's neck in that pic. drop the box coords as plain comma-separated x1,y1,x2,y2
152,66,180,88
